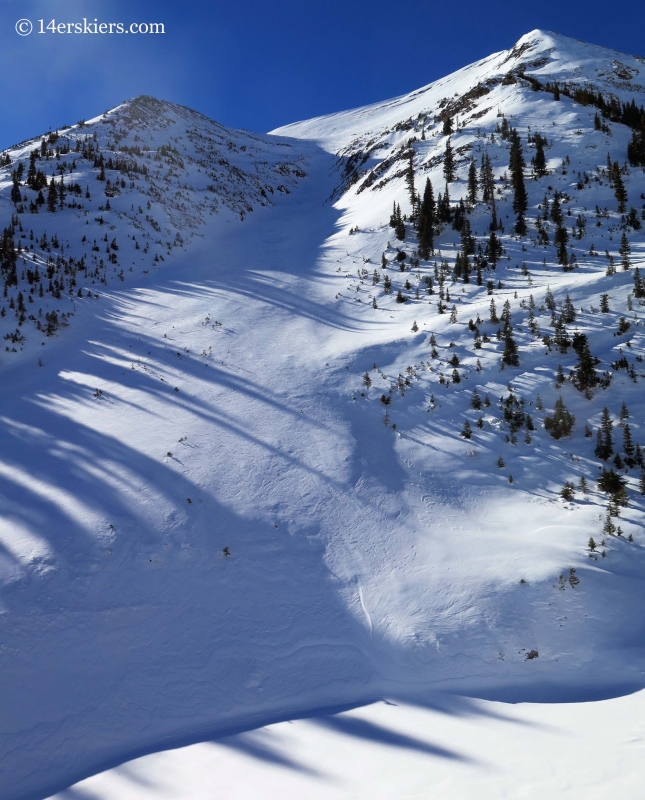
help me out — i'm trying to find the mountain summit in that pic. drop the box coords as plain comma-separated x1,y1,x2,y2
274,29,645,148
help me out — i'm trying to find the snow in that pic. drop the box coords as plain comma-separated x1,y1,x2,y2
46,690,645,799
1,30,645,799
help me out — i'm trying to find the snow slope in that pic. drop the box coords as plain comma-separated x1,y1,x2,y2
2,29,645,799
47,689,645,800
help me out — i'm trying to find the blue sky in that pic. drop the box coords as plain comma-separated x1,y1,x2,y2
2,0,645,146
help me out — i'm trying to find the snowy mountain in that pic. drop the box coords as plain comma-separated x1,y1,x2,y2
274,28,645,147
2,29,645,800
0,95,308,358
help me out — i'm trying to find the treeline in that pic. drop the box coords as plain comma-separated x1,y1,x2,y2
517,72,645,167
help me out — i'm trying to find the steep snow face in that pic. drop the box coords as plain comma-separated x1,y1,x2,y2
3,31,645,800
0,95,307,361
272,30,645,151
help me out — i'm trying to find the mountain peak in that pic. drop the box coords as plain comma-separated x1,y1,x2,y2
503,29,645,91
274,30,645,150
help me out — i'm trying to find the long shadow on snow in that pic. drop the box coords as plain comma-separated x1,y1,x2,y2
1,140,645,799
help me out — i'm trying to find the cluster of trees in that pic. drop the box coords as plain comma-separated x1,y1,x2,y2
500,299,519,366
594,405,644,471
7,128,149,215
391,142,506,283
530,133,548,177
389,202,406,240
0,215,110,338
627,126,645,167
539,190,571,267
523,75,645,132
570,332,600,392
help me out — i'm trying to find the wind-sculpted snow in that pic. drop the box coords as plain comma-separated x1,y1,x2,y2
2,30,645,800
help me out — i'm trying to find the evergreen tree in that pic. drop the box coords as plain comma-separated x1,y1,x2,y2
452,198,467,233
485,230,502,266
555,223,569,266
443,117,453,136
612,162,628,212
571,332,599,391
544,397,575,439
417,178,435,259
500,301,519,366
489,298,499,323
437,183,452,224
10,176,21,204
501,299,512,331
633,266,645,298
509,129,528,234
443,138,455,183
562,294,576,323
458,218,474,284
623,423,635,465
619,230,631,270
46,178,58,212
26,151,37,188
394,203,405,240
550,191,563,225
603,513,617,535
553,82,561,101
461,419,472,439
502,331,520,367
467,159,478,205
597,468,628,504
594,407,614,460
480,152,494,203
532,133,548,177
405,151,416,210
628,126,645,167
600,293,610,313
